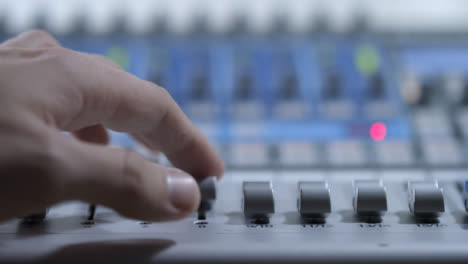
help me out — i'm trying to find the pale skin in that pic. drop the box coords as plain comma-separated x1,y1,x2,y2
0,30,224,222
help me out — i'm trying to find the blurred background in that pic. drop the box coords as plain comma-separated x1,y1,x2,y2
2,0,468,169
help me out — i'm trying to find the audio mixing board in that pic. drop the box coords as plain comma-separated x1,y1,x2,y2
3,0,468,263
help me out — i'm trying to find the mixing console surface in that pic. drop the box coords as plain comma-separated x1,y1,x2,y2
2,171,468,263
3,0,468,263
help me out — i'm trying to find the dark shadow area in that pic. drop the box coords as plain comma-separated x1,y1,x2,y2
249,217,270,225
300,217,326,225
1,239,175,264
15,214,113,238
337,210,383,224
224,212,272,225
15,221,50,238
356,216,382,224
282,212,326,225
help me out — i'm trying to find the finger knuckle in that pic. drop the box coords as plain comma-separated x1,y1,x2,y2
24,29,51,38
24,30,59,47
42,46,69,60
34,46,72,72
152,83,174,117
41,46,78,83
155,84,172,101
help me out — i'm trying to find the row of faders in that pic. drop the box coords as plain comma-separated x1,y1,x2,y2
242,180,446,222
22,178,453,223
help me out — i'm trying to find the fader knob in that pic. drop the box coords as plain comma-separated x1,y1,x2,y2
442,73,465,104
408,181,444,218
229,12,249,34
401,76,432,106
236,74,254,100
280,74,298,99
353,180,387,217
369,73,385,98
400,73,422,105
325,72,341,98
297,181,331,217
242,181,274,218
191,75,208,100
198,176,217,214
199,176,217,201
189,13,209,34
418,81,433,105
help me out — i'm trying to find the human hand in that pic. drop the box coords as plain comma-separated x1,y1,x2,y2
0,30,224,222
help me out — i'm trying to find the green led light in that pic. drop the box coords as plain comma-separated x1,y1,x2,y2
106,46,129,70
355,44,380,76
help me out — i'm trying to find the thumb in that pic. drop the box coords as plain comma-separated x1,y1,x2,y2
57,131,201,221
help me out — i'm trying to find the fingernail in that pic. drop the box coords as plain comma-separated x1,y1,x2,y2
167,169,199,213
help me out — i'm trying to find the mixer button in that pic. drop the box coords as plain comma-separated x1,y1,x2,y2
374,140,414,166
231,101,264,120
243,182,275,218
321,100,355,119
413,108,453,138
364,101,396,119
278,142,318,166
421,138,463,166
297,181,331,217
408,181,444,217
274,101,307,120
327,140,366,166
353,180,387,217
185,101,217,120
369,73,385,98
229,143,269,167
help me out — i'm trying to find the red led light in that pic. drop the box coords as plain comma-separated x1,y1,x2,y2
370,122,386,141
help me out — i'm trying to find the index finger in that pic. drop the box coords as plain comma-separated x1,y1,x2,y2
45,47,224,179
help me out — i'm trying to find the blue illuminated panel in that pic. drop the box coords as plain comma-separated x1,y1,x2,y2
59,36,412,147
